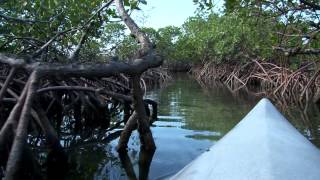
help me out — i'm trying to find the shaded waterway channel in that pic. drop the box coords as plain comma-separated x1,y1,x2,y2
67,73,320,179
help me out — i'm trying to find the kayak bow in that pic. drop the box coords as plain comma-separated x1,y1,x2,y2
170,98,320,180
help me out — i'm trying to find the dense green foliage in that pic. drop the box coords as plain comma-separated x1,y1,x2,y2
1,0,319,66
186,0,320,65
170,13,276,64
114,0,319,67
0,0,146,62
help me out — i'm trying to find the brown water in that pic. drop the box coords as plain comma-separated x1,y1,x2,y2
67,74,320,179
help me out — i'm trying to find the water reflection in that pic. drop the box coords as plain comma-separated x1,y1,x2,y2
146,74,258,134
118,148,155,180
67,73,320,179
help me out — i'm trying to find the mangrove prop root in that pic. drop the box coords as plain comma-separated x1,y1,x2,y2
0,67,16,103
0,55,163,178
192,61,320,106
5,72,38,179
118,151,138,180
131,75,156,151
0,0,166,178
0,81,29,150
117,112,138,152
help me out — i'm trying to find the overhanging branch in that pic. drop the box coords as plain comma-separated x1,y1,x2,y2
0,13,50,24
114,0,152,56
273,47,320,55
0,53,163,77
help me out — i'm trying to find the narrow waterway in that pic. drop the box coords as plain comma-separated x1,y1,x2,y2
67,73,320,179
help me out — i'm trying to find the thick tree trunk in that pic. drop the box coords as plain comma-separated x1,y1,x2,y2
131,76,156,151
113,0,159,152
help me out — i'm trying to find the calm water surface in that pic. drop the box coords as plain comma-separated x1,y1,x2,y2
68,74,320,179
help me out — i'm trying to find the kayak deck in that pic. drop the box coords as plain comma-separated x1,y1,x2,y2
170,98,320,180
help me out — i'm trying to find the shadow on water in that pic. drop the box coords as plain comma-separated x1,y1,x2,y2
63,73,320,179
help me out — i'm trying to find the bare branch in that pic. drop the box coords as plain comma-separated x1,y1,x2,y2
114,0,152,56
84,0,115,25
0,53,163,77
0,13,49,24
0,67,17,102
0,54,27,67
0,36,46,50
32,28,78,58
300,0,320,10
69,25,92,62
273,46,320,55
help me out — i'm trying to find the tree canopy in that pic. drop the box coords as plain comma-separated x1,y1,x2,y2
2,0,319,66
0,0,147,62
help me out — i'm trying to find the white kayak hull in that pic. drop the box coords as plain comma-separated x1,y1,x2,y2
170,98,320,180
